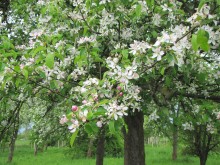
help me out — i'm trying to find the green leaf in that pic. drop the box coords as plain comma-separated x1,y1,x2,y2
39,70,46,79
191,34,198,51
15,78,21,87
166,54,174,63
165,77,172,87
70,130,79,147
151,31,158,38
90,122,99,133
151,0,155,6
14,65,20,72
197,73,206,83
87,111,93,120
146,0,153,9
200,42,210,52
197,29,210,52
31,46,46,57
93,107,106,116
86,0,91,9
85,123,94,135
109,121,116,134
50,80,58,89
55,53,64,61
45,54,54,69
0,62,5,72
98,99,109,105
122,49,128,59
135,4,142,17
80,48,86,56
198,0,210,11
197,29,209,43
94,57,103,62
160,67,165,75
22,69,28,79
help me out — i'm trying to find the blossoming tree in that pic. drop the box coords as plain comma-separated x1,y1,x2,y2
0,0,220,165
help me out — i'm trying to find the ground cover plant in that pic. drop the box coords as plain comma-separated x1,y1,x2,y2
0,140,219,165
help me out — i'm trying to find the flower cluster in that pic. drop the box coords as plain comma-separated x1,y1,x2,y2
105,101,128,120
148,111,160,122
129,40,151,55
182,122,194,131
77,36,96,45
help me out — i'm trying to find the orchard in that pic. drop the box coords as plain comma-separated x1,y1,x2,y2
0,1,220,165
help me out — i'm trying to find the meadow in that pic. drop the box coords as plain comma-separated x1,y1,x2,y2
0,140,219,165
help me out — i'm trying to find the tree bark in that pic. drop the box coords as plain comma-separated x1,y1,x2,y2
199,153,208,165
7,123,19,163
172,125,178,160
7,101,23,163
87,137,94,158
96,127,105,165
124,111,145,165
34,142,38,156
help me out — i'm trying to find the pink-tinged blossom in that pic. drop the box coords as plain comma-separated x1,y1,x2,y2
72,105,78,111
80,87,87,93
93,94,99,101
60,115,68,125
30,29,44,38
119,92,123,96
82,100,87,104
79,110,88,122
20,64,25,70
68,119,79,133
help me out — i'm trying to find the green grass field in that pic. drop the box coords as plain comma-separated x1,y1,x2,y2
0,140,219,165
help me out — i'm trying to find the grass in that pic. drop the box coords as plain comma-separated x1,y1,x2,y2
0,140,219,165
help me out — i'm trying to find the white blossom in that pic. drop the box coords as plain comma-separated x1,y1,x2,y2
148,111,159,121
96,121,103,127
152,47,164,61
207,124,215,134
182,122,194,131
129,40,151,55
77,36,96,45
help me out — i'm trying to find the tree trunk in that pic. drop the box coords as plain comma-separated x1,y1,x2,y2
172,125,178,160
34,142,38,156
199,153,208,165
172,103,179,161
124,111,145,165
7,124,19,163
87,138,94,158
96,127,105,165
44,143,48,151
